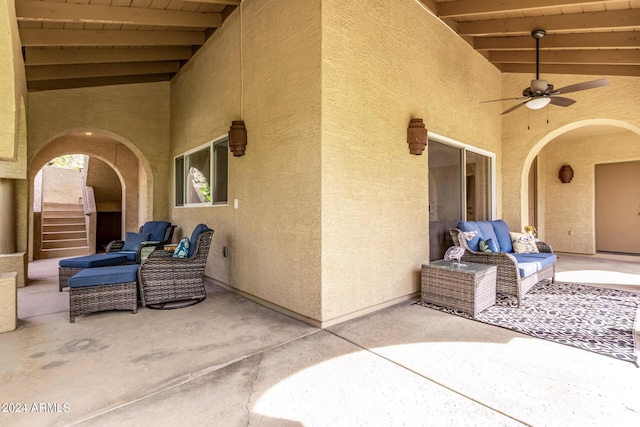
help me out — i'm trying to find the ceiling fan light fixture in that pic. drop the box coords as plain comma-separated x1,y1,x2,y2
526,97,551,110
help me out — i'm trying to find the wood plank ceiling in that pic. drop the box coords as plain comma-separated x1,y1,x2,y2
16,0,640,92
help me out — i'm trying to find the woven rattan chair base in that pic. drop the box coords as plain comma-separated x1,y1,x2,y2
59,267,83,292
69,281,138,323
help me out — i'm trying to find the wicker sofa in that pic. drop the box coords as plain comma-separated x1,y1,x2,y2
450,220,556,306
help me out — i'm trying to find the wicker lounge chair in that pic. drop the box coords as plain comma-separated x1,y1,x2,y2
450,220,556,307
138,224,213,309
106,221,176,264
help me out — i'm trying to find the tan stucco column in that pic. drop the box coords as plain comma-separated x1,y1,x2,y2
0,178,16,253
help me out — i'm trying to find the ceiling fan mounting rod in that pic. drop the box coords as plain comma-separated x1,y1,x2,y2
532,30,546,80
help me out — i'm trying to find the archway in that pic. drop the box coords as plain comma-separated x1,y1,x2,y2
28,130,152,262
520,119,640,254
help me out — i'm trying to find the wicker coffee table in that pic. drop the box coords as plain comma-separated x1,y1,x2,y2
421,260,497,317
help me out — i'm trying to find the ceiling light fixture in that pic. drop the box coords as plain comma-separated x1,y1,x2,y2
525,97,551,110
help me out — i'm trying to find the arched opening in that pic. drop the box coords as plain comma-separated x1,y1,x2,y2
521,119,640,254
32,154,125,260
28,130,152,262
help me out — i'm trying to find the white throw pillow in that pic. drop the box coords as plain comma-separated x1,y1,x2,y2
510,232,539,254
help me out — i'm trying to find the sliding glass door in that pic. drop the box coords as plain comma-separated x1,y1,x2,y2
428,140,493,260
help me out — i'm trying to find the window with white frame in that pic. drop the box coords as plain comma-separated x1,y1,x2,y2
175,137,229,207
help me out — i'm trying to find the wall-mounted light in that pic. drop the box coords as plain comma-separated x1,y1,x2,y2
526,97,551,110
228,120,247,157
407,118,427,155
559,164,574,183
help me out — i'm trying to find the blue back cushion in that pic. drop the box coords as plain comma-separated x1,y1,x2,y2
141,221,171,242
457,221,482,251
188,224,210,257
490,220,513,253
122,232,150,251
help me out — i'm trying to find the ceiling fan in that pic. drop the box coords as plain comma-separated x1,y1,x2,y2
483,30,609,115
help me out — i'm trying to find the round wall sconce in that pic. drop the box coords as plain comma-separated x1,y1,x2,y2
228,120,247,157
407,118,427,155
559,164,574,183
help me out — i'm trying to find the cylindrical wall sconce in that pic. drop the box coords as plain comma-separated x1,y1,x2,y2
558,164,574,183
407,118,427,155
228,120,247,157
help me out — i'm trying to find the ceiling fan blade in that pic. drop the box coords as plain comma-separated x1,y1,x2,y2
501,101,527,115
549,96,576,107
480,96,528,104
552,78,609,95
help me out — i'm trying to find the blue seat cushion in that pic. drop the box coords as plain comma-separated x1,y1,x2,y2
140,221,171,242
113,250,138,262
60,253,128,268
458,221,499,252
68,265,140,288
490,220,513,253
512,253,557,278
188,224,210,257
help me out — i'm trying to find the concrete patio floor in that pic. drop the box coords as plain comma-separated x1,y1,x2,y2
1,254,640,426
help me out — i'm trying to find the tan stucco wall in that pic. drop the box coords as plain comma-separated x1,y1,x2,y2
0,0,28,287
170,0,323,321
27,82,171,223
539,128,640,254
319,0,502,322
501,74,640,234
171,0,502,324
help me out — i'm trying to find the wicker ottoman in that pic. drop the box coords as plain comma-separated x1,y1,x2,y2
59,254,128,292
421,260,497,317
68,264,139,323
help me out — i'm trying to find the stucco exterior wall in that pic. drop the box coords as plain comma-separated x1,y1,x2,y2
170,0,323,320
27,82,171,223
501,73,640,233
539,128,640,254
319,0,502,322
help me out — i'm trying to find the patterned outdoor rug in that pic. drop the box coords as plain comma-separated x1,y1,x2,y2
418,280,640,365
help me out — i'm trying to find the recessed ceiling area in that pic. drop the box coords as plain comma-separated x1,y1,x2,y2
14,0,640,91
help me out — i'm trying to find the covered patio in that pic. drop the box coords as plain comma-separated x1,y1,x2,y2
1,254,639,426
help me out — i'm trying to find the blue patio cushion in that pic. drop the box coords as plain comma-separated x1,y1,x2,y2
140,221,171,242
188,224,210,257
59,253,128,268
490,220,513,253
122,232,150,251
512,253,557,278
114,251,138,262
457,221,481,251
458,221,498,252
68,264,140,288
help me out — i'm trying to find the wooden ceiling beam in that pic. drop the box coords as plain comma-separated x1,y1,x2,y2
24,47,193,66
16,0,221,28
26,61,181,81
458,9,640,36
489,49,640,65
180,0,241,5
27,74,173,92
474,32,640,50
19,28,205,47
500,63,640,76
438,0,622,18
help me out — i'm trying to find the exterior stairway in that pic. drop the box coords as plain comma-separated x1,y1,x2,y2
40,202,90,259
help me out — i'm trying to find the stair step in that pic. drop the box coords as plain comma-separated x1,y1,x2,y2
43,202,84,211
43,211,84,218
42,238,89,249
43,230,87,240
40,247,90,259
43,223,86,232
42,217,86,225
